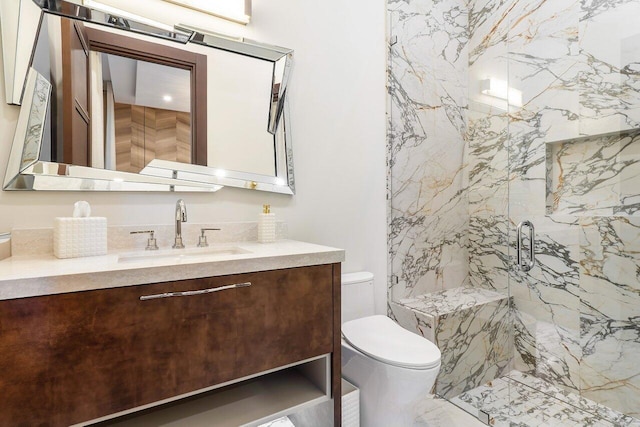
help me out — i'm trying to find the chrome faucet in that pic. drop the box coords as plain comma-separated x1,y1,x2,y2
173,199,187,249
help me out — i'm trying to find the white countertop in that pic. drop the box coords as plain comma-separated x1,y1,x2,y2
0,240,345,301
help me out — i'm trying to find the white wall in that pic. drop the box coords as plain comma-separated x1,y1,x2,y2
0,0,389,313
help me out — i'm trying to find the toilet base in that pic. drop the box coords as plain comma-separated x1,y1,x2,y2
341,340,440,427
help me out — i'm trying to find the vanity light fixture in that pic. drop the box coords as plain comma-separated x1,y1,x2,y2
480,78,523,107
82,0,176,33
164,0,252,25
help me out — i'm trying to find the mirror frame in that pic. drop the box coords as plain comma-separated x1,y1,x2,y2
4,68,221,191
2,0,295,194
174,24,295,194
0,0,43,105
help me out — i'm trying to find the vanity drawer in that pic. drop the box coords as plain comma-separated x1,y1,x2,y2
0,264,336,426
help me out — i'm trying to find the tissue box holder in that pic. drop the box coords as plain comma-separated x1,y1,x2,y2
54,217,107,259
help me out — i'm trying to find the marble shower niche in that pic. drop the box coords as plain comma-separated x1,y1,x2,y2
546,130,640,216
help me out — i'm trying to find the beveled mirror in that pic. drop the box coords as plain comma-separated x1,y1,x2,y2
1,0,294,194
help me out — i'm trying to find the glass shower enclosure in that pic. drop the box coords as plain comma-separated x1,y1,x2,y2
388,0,640,424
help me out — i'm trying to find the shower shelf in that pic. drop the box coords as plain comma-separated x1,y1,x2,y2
545,128,640,216
392,286,511,399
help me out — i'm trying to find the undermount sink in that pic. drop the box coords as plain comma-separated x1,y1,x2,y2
117,246,251,264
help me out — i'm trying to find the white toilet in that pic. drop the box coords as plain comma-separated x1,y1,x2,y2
341,272,441,427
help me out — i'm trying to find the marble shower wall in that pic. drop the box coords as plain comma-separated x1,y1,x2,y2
473,0,640,418
507,215,640,419
510,215,582,395
387,0,470,300
579,216,640,418
466,0,511,294
388,0,640,419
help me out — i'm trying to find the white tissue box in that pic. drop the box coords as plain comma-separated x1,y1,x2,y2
53,217,107,259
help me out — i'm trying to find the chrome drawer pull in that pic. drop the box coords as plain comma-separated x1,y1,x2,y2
140,282,251,300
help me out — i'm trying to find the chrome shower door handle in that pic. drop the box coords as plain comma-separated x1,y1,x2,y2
516,221,536,272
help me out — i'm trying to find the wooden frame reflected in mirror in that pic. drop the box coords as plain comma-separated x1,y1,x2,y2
61,18,207,170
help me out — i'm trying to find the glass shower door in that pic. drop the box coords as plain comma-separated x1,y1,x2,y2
386,0,514,423
507,0,640,424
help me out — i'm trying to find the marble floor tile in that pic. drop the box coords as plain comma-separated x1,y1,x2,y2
415,395,486,427
286,392,486,427
450,370,640,427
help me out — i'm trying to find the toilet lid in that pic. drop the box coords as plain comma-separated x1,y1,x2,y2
342,315,441,369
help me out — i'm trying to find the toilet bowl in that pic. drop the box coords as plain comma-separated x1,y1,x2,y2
341,273,441,427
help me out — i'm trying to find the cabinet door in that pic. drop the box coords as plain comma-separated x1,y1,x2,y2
0,264,334,426
234,265,334,376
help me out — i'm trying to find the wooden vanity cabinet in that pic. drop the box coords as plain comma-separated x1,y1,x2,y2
0,263,342,426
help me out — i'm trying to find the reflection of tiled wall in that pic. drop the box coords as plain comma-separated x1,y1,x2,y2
388,0,640,419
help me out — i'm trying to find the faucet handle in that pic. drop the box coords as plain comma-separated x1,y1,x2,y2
198,228,221,247
130,230,159,251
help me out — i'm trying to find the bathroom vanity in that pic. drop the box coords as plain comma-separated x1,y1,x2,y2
0,240,344,426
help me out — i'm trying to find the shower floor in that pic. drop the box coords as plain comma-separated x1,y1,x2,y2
450,371,640,427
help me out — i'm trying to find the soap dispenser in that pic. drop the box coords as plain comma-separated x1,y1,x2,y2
258,204,276,243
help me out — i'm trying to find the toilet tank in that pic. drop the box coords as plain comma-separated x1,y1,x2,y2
341,271,375,324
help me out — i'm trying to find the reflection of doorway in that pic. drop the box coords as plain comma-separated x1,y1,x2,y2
113,103,191,173
61,19,90,166
100,52,193,173
59,17,207,170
